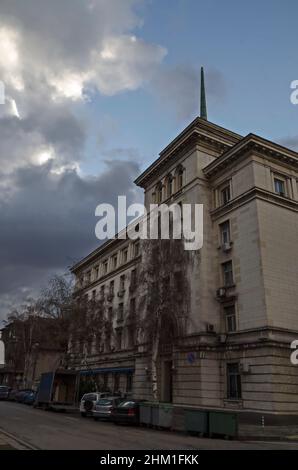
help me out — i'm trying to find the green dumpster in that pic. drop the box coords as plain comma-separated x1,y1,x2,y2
209,411,238,438
152,403,173,428
139,402,152,425
185,409,209,434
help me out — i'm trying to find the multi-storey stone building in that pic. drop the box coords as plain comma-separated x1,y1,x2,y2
70,115,298,420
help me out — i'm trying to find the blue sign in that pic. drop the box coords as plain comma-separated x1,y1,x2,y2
187,352,196,364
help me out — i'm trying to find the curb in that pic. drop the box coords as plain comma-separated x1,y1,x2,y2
0,428,38,450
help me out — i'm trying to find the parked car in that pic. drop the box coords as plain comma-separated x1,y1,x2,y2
79,392,111,417
0,386,11,400
8,389,18,401
23,390,36,405
111,399,146,425
15,389,33,403
93,397,122,421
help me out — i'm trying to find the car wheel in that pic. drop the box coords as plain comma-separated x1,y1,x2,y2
81,412,87,417
94,417,98,421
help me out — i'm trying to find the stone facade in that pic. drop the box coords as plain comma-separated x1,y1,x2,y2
70,117,298,416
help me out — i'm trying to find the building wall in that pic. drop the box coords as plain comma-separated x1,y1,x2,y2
70,120,298,415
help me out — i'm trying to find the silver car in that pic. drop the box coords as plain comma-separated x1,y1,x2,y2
93,397,122,421
79,392,111,417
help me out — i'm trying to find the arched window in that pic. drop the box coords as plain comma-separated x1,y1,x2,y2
155,182,163,203
166,174,174,198
175,165,184,191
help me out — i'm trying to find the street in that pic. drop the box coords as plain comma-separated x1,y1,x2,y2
0,402,297,450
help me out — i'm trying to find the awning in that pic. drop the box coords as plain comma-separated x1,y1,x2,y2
79,367,134,376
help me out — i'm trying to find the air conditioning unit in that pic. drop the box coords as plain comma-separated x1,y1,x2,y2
218,334,227,343
206,323,215,333
240,362,250,374
222,242,232,252
216,288,226,298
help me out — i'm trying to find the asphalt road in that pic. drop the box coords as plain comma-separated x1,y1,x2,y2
0,401,297,450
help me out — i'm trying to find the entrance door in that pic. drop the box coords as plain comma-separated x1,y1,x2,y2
161,360,173,403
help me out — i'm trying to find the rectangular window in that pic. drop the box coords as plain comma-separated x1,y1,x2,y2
224,305,236,332
94,266,99,279
100,284,105,299
274,178,286,196
221,185,231,205
103,261,108,275
220,220,230,245
122,249,128,264
112,254,118,269
131,269,137,288
227,363,241,399
126,373,133,393
118,303,124,321
120,274,125,291
116,329,122,350
109,280,114,296
114,373,120,393
128,326,135,348
85,271,91,284
222,261,233,287
134,241,140,257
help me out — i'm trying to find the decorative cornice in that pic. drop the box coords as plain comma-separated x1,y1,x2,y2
134,117,242,188
210,186,298,219
204,133,298,178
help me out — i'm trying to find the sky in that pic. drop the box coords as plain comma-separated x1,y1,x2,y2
0,0,297,321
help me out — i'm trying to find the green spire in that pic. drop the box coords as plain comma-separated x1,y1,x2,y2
200,66,207,120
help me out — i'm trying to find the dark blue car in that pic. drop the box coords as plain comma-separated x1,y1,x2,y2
23,390,36,405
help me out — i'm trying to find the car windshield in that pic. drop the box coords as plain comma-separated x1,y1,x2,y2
0,386,9,390
96,399,113,405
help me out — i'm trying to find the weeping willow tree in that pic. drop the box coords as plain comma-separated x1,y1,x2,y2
138,236,191,401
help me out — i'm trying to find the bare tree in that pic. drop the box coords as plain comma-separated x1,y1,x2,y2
138,237,191,401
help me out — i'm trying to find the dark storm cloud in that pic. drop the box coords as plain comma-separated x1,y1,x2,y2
0,0,166,321
0,159,141,319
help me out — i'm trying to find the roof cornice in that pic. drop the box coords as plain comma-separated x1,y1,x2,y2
134,117,242,188
203,133,298,178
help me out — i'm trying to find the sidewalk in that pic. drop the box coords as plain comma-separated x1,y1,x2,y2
0,429,37,450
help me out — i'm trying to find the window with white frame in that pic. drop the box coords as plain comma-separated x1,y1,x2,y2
274,177,286,197
103,260,108,275
224,305,236,332
134,241,140,257
109,280,114,296
176,166,184,191
156,182,163,203
221,184,231,205
122,249,128,264
220,220,231,245
222,260,234,286
120,274,125,291
227,363,241,399
112,254,118,269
